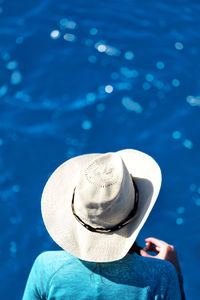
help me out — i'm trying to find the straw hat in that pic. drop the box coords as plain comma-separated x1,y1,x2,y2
41,149,161,262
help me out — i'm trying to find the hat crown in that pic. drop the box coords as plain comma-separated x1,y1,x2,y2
74,153,135,228
85,155,118,187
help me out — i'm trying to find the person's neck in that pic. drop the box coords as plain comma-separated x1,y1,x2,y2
127,242,142,255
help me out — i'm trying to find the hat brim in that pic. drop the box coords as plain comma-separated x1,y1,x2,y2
41,149,161,262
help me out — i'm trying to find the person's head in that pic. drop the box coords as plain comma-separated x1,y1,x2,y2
41,149,161,262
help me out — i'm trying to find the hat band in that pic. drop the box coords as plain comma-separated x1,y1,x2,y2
71,177,139,233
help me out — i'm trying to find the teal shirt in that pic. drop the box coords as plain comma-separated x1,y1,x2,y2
22,251,182,300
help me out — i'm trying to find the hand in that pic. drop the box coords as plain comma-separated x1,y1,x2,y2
140,237,181,274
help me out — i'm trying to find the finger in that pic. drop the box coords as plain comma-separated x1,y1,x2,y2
145,245,160,252
145,237,167,248
145,241,159,248
145,243,155,249
146,241,160,250
140,249,155,258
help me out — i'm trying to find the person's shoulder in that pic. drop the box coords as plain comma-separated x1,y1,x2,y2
135,253,178,278
36,250,71,260
33,250,74,271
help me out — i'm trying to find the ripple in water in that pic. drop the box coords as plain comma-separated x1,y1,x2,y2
10,70,22,85
121,96,143,114
82,120,93,130
50,30,61,39
186,95,200,107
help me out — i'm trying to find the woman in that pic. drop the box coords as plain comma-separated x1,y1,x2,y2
22,149,185,299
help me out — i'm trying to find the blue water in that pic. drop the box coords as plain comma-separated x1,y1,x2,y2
0,0,200,299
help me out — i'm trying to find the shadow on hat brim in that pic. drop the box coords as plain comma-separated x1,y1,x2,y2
41,149,161,262
115,177,154,238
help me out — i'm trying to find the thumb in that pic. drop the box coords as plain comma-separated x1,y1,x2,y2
140,249,154,258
